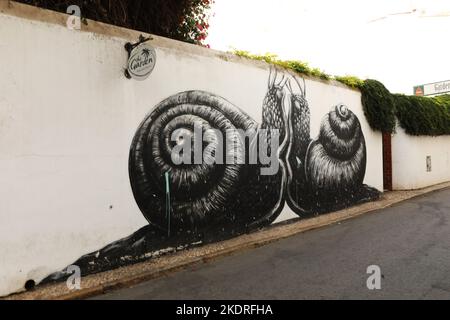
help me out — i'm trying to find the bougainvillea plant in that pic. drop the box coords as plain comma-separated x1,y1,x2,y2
176,0,215,46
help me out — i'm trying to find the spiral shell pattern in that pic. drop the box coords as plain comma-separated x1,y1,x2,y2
129,90,284,234
286,86,374,216
305,104,367,192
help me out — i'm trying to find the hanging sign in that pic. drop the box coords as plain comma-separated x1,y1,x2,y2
125,36,156,81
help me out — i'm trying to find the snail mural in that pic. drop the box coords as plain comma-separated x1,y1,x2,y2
128,71,289,235
45,69,380,282
286,78,379,216
129,69,380,235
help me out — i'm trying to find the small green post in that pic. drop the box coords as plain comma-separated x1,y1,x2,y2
165,171,171,238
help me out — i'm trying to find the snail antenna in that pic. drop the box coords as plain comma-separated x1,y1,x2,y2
277,74,286,87
293,76,305,97
277,74,289,88
302,77,306,97
281,76,289,88
286,79,293,94
276,74,285,86
272,67,278,88
268,66,273,89
268,66,278,88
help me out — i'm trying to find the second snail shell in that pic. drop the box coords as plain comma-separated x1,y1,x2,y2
305,104,367,192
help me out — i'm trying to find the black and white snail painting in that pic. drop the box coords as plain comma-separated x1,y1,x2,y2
45,69,379,282
285,77,379,216
129,69,379,233
128,89,286,235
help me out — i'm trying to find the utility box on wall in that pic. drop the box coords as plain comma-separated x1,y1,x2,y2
392,126,450,190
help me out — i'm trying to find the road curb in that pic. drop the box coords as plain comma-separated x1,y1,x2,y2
5,181,450,300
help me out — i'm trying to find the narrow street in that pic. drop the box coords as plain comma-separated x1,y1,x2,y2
91,188,450,300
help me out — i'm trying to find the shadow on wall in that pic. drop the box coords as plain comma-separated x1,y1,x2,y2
44,69,379,283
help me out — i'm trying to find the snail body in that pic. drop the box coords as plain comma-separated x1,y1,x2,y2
286,79,377,216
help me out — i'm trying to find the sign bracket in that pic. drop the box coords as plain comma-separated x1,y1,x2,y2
124,34,154,79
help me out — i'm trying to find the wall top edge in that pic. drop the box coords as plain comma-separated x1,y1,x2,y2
1,1,359,92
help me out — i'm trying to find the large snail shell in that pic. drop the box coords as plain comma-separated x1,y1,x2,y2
129,90,284,234
305,104,366,192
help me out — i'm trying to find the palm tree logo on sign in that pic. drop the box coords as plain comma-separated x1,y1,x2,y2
126,41,157,81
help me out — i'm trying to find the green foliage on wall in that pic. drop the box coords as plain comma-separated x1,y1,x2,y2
434,94,450,109
358,80,397,134
232,49,450,136
394,94,450,136
232,51,331,80
334,75,365,89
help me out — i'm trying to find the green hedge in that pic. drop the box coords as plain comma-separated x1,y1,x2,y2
359,80,450,136
394,94,450,136
360,80,396,133
334,75,365,89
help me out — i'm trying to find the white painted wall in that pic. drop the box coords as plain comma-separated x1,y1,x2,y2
0,4,383,296
392,126,450,190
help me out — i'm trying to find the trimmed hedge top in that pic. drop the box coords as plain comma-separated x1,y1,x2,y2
359,80,450,136
360,80,396,134
394,94,450,136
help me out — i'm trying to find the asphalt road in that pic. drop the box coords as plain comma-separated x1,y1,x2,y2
92,188,450,300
